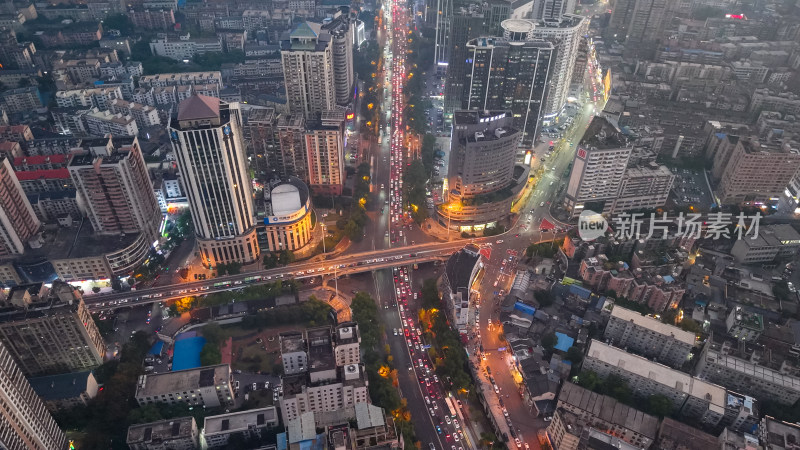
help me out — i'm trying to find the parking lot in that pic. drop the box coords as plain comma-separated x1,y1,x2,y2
540,102,581,142
671,168,715,211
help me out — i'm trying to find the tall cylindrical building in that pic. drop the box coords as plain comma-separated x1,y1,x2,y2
169,95,259,267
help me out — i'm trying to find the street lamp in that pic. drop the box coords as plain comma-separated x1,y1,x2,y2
446,203,455,241
321,223,339,298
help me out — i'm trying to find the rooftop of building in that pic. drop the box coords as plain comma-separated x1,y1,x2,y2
20,217,140,262
135,364,230,398
539,13,584,29
444,245,482,293
280,331,305,354
609,305,695,345
266,177,309,216
586,340,727,407
15,168,71,180
283,21,331,51
763,416,800,449
126,417,196,444
740,138,799,155
335,322,360,346
287,411,317,443
736,224,800,249
703,338,800,388
622,165,674,178
557,382,659,439
13,154,68,168
453,109,511,126
247,107,276,123
176,94,220,121
0,281,83,323
581,116,629,150
29,370,95,400
728,306,764,331
203,407,277,435
307,326,335,371
657,418,720,450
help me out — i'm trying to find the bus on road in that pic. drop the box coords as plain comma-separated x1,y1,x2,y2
444,396,457,418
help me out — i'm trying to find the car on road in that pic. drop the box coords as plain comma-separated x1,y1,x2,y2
445,416,451,424
515,438,522,448
540,202,545,207
496,239,503,244
252,383,257,390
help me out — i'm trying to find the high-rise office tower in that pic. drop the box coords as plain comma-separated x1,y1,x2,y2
439,110,527,232
442,5,490,124
305,110,346,196
68,136,161,239
0,155,40,256
608,0,673,43
169,95,259,267
529,15,588,117
463,20,554,148
321,12,355,107
281,22,336,120
563,116,632,217
435,0,510,76
0,339,67,450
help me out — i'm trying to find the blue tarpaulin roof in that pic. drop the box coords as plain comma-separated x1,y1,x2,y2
663,275,675,283
569,285,592,299
148,341,164,356
554,332,574,352
172,337,206,371
514,302,536,315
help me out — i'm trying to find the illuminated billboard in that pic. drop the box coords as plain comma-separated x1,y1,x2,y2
603,68,612,103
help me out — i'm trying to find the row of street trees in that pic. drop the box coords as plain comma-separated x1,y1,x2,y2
351,292,420,449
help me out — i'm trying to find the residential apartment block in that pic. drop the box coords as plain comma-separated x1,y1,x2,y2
0,155,40,256
547,382,659,450
583,340,756,430
604,305,695,368
610,164,675,214
712,137,800,205
0,282,106,376
28,370,99,412
321,12,355,107
528,15,588,117
280,22,336,119
305,110,346,195
135,364,234,408
695,338,800,406
126,416,199,450
139,71,222,89
68,136,160,240
109,99,161,129
280,364,370,421
201,407,279,448
0,339,67,450
279,324,367,421
579,255,686,312
149,34,222,61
